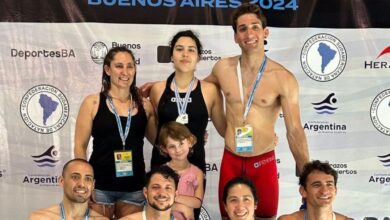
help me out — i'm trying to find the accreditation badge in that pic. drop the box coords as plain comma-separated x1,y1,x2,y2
235,125,254,153
114,150,133,177
176,113,189,124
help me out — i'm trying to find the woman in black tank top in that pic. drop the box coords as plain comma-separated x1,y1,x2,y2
149,30,226,220
74,46,156,219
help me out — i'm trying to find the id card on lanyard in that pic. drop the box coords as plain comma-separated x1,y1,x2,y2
114,151,133,177
107,95,133,177
235,56,267,153
235,125,254,153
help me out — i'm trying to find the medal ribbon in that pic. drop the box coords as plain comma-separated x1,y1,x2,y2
173,77,195,116
107,95,132,150
237,56,268,122
60,201,90,220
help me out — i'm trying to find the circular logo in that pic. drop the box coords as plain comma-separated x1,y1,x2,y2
90,41,108,64
370,89,390,135
20,85,69,134
199,206,211,220
301,33,347,82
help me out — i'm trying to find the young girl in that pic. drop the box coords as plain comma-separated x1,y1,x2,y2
158,121,204,220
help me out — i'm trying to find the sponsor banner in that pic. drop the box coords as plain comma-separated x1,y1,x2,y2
0,0,389,27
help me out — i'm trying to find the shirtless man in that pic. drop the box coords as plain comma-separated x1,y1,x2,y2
119,165,180,220
278,160,353,220
204,3,309,219
28,159,108,220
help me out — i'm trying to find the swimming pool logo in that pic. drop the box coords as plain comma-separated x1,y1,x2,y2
31,145,59,167
312,93,338,115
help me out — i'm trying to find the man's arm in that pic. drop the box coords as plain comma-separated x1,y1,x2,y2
143,97,157,145
209,84,226,137
280,71,309,174
203,60,222,87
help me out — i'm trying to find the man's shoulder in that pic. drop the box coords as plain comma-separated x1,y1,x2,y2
277,211,302,220
335,212,355,220
199,80,218,92
90,209,110,219
213,56,239,71
267,58,292,75
28,206,59,220
266,58,298,88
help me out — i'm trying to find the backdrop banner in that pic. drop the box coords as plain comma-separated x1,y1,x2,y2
1,1,390,219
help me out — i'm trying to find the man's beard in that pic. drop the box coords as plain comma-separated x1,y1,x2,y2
148,196,174,212
70,196,89,203
66,187,89,203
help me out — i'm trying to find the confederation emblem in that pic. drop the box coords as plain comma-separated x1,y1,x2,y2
301,33,347,82
20,84,69,134
199,206,210,220
370,89,390,135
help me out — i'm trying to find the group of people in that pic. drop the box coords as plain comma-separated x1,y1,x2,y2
28,2,353,220
28,159,352,220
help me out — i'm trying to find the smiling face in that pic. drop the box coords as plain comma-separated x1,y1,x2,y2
61,161,95,204
224,184,256,220
300,170,337,209
234,13,268,53
104,51,136,90
163,136,193,161
144,173,177,212
171,36,199,74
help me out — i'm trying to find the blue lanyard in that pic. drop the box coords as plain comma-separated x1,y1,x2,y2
107,95,132,150
173,77,195,116
237,56,268,121
60,201,90,220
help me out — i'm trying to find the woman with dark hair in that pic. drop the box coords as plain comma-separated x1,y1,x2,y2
149,30,226,219
74,46,156,219
223,176,258,220
150,30,226,172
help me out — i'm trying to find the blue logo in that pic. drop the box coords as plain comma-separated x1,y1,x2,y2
301,33,347,82
31,145,59,167
312,93,338,114
20,85,69,134
378,153,390,168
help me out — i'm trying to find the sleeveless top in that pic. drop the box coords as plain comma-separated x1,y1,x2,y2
90,93,147,192
151,73,209,173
